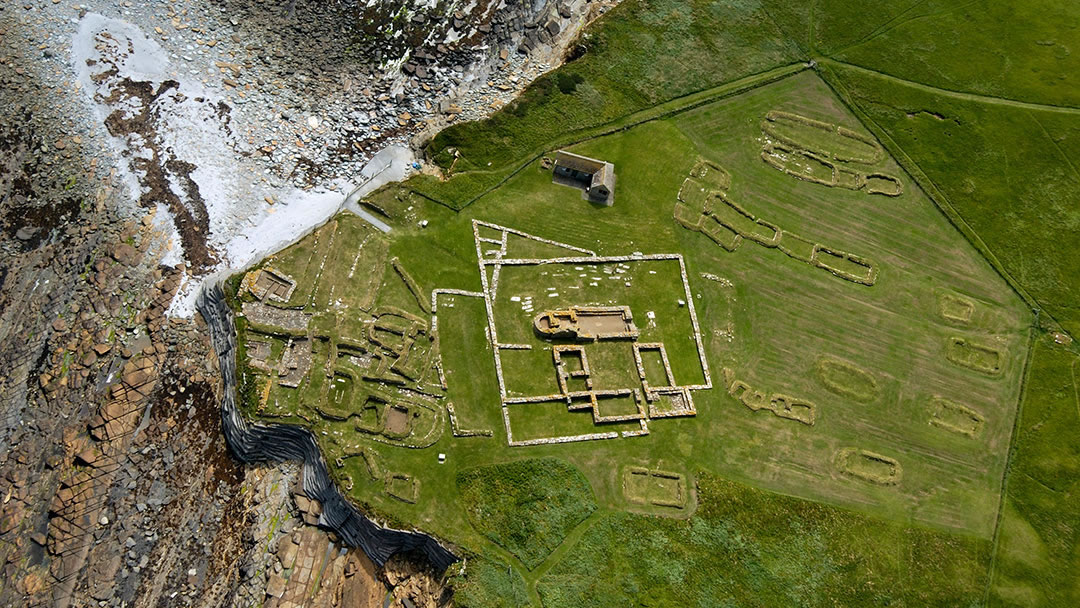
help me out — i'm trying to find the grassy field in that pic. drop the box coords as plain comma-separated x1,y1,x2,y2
457,458,598,569
818,61,1080,338
217,2,1080,603
538,474,992,608
988,335,1080,607
229,70,1034,604
436,293,504,435
667,71,1029,537
757,0,1080,106
816,0,1080,107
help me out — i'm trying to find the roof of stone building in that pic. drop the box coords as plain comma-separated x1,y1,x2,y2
591,163,615,194
554,150,608,174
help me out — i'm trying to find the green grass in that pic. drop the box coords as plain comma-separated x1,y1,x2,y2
450,556,532,608
538,473,991,608
400,73,1019,544
758,0,1080,107
456,458,598,569
988,334,1080,607
819,0,1080,107
667,72,1029,536
237,72,1029,561
220,3,1080,604
427,0,803,174
437,293,504,435
819,61,1080,337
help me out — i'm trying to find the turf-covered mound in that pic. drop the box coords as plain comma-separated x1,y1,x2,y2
457,457,597,569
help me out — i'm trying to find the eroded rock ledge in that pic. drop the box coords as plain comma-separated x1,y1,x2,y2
197,285,457,571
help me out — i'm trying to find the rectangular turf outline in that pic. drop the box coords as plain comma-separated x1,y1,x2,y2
622,466,688,509
673,70,1028,537
468,220,712,447
430,289,495,438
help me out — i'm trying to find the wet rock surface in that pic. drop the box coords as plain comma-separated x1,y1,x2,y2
3,0,606,316
0,0,601,605
198,285,457,571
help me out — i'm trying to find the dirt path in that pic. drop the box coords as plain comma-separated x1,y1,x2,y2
523,508,606,605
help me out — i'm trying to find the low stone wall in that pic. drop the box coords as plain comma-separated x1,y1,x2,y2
197,285,457,572
445,401,493,438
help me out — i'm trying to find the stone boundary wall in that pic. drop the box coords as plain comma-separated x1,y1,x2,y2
468,222,711,447
620,422,651,438
197,286,457,572
390,257,432,314
508,429,621,447
496,342,533,350
445,401,494,438
308,219,340,309
481,252,711,391
473,219,598,257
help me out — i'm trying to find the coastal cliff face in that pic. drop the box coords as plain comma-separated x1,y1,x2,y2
0,0,606,606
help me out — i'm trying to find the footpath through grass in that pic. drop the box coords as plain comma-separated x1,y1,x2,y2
456,458,598,570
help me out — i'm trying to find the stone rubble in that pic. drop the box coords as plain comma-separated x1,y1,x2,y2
0,0,611,604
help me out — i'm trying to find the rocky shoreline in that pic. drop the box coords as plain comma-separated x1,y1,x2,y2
0,0,609,605
197,285,457,571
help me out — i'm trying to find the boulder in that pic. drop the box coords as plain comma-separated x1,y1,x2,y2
111,243,141,266
15,226,39,241
266,573,287,598
293,494,311,513
277,534,299,569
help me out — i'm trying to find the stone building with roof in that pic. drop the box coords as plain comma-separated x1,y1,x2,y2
552,150,616,205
